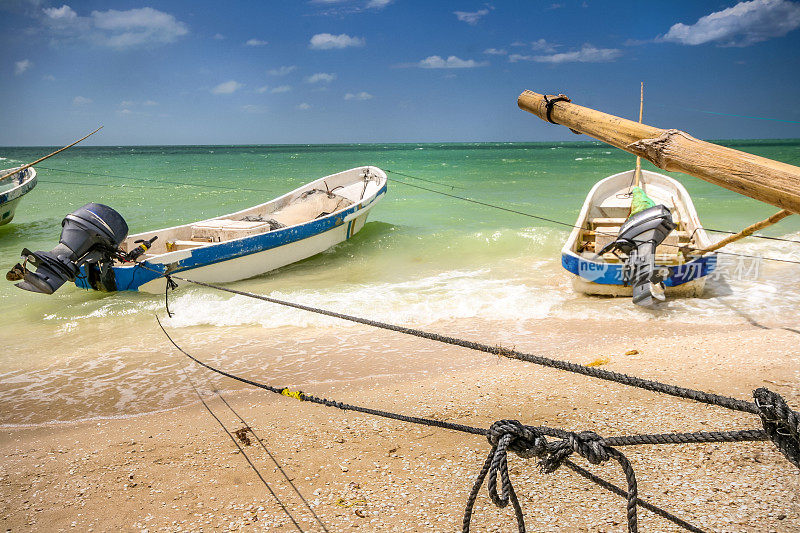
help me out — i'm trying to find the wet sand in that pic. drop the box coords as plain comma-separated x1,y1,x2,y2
2,318,799,532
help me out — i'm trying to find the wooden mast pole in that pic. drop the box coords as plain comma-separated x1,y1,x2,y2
0,126,103,182
633,82,644,189
517,90,800,214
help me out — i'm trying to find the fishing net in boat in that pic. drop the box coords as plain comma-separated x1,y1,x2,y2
630,186,656,215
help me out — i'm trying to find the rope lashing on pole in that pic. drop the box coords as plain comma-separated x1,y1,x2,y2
155,311,799,533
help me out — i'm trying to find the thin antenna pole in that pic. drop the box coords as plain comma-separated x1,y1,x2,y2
633,82,644,188
0,126,103,181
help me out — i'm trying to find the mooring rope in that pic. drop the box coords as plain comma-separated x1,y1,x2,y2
384,170,800,266
35,164,800,250
213,390,331,532
155,308,798,532
157,316,716,532
178,365,306,531
162,273,760,415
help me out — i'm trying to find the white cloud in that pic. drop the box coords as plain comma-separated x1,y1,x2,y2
309,33,365,49
530,38,559,53
14,59,32,75
296,103,311,110
143,100,157,106
305,72,336,83
344,91,373,100
72,96,92,106
255,86,269,94
242,104,268,114
271,85,291,93
211,80,243,94
510,44,621,63
417,55,488,69
268,65,297,76
483,48,507,55
213,33,225,40
42,5,188,49
43,4,79,22
245,38,268,46
120,100,135,107
311,0,391,15
659,0,800,46
454,9,489,25
43,74,55,81
120,108,132,115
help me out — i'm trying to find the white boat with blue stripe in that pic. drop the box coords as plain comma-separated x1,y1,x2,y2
0,166,37,226
562,169,716,302
76,166,387,293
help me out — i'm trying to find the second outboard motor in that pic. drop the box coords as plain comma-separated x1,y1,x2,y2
598,205,676,307
7,203,128,294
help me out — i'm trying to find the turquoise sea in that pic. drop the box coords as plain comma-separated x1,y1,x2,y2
2,141,799,425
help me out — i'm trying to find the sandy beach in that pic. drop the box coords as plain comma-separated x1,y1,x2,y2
2,317,798,532
4,0,800,531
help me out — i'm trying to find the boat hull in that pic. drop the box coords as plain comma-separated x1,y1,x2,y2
75,168,386,293
562,252,715,296
0,196,22,226
133,207,373,294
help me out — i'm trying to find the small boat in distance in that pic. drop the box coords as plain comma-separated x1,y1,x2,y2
10,166,386,294
0,166,37,226
562,169,716,305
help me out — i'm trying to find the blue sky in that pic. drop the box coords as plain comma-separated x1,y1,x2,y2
2,0,799,145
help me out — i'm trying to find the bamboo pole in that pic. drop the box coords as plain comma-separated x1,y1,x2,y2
0,126,103,181
696,209,793,255
633,82,644,189
518,90,800,214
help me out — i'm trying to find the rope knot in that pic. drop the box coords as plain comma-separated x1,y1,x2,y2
540,431,610,473
754,388,800,469
463,420,546,532
487,419,547,458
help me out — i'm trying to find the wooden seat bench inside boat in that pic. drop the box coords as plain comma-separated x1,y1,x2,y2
579,203,692,264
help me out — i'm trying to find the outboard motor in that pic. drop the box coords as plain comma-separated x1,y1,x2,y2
6,203,128,294
598,205,676,307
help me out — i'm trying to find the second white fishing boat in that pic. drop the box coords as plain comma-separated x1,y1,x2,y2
562,169,716,306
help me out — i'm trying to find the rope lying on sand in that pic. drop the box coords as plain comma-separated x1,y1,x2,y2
153,276,800,533
164,274,759,415
157,316,708,532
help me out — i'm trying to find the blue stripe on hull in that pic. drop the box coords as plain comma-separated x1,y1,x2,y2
75,183,387,292
561,252,716,287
